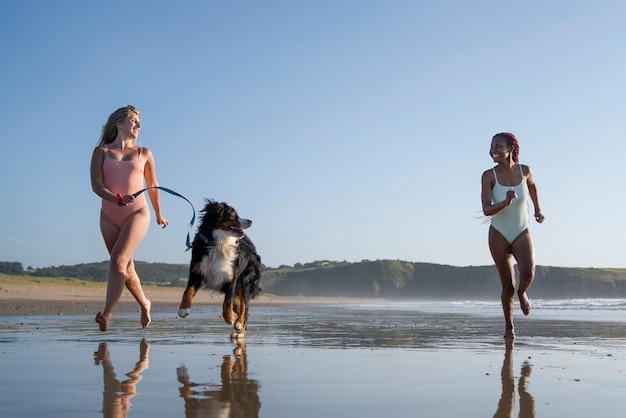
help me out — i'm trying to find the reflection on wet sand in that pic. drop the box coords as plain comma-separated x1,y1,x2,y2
177,341,261,418
493,340,536,418
94,338,150,418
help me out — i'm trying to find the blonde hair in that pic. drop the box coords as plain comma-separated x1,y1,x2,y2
97,105,140,146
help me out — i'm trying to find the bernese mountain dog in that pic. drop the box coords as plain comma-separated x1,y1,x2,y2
178,199,262,339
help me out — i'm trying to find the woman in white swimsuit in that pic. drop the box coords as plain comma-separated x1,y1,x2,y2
481,132,545,339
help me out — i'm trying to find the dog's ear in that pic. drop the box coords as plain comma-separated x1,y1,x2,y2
215,202,225,219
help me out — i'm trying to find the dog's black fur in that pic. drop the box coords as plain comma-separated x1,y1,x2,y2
178,199,262,338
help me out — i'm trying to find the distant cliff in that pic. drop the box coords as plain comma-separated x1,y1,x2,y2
3,259,626,299
261,260,626,300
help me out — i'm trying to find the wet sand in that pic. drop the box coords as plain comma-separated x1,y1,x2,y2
1,277,626,417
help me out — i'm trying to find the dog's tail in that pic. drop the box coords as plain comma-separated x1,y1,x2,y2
239,236,262,300
248,255,263,300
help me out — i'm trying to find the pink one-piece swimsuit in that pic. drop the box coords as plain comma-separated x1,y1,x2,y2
101,146,148,228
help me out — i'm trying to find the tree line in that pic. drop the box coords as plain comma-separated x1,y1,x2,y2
3,260,626,299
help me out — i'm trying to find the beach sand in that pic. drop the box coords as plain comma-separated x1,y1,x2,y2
0,274,349,316
1,275,626,417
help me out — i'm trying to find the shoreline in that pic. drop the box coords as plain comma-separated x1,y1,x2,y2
2,298,625,418
3,278,625,418
0,275,375,316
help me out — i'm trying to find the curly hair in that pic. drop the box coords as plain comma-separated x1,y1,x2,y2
97,105,140,146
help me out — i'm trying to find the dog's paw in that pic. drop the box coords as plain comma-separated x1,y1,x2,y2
231,330,246,340
178,308,191,318
234,321,244,332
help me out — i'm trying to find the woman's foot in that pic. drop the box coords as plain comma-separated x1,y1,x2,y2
504,324,515,339
521,360,532,378
95,312,109,332
519,292,531,316
93,343,109,364
504,330,516,339
140,300,151,328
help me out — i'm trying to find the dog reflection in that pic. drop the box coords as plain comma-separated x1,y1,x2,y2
94,339,150,418
494,340,536,418
177,342,261,418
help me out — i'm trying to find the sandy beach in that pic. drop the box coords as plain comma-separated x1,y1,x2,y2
0,274,349,316
1,275,626,417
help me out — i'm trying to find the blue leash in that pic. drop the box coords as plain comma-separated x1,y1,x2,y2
121,187,196,250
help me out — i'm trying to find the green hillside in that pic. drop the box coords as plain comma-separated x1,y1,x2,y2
262,261,626,299
4,260,626,299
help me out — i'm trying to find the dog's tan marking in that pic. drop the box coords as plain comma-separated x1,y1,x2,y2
179,286,197,311
233,295,247,332
222,299,235,325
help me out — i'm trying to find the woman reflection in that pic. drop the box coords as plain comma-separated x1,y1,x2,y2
493,341,536,418
94,339,150,417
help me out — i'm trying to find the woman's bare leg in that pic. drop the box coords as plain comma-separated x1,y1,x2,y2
125,258,152,328
96,213,120,331
489,226,516,339
511,230,535,316
97,208,151,331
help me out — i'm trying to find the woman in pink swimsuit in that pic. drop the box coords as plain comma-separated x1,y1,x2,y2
90,105,169,331
481,132,544,340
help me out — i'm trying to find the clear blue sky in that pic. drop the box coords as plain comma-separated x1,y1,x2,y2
2,1,625,269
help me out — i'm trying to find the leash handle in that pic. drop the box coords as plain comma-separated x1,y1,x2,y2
116,193,124,206
131,186,196,250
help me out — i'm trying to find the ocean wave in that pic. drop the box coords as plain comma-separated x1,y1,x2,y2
342,299,626,322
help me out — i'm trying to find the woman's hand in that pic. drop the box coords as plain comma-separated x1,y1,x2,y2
116,193,135,206
505,188,518,204
156,215,169,229
534,211,545,223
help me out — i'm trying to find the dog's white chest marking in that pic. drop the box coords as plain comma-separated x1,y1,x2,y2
199,235,238,290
